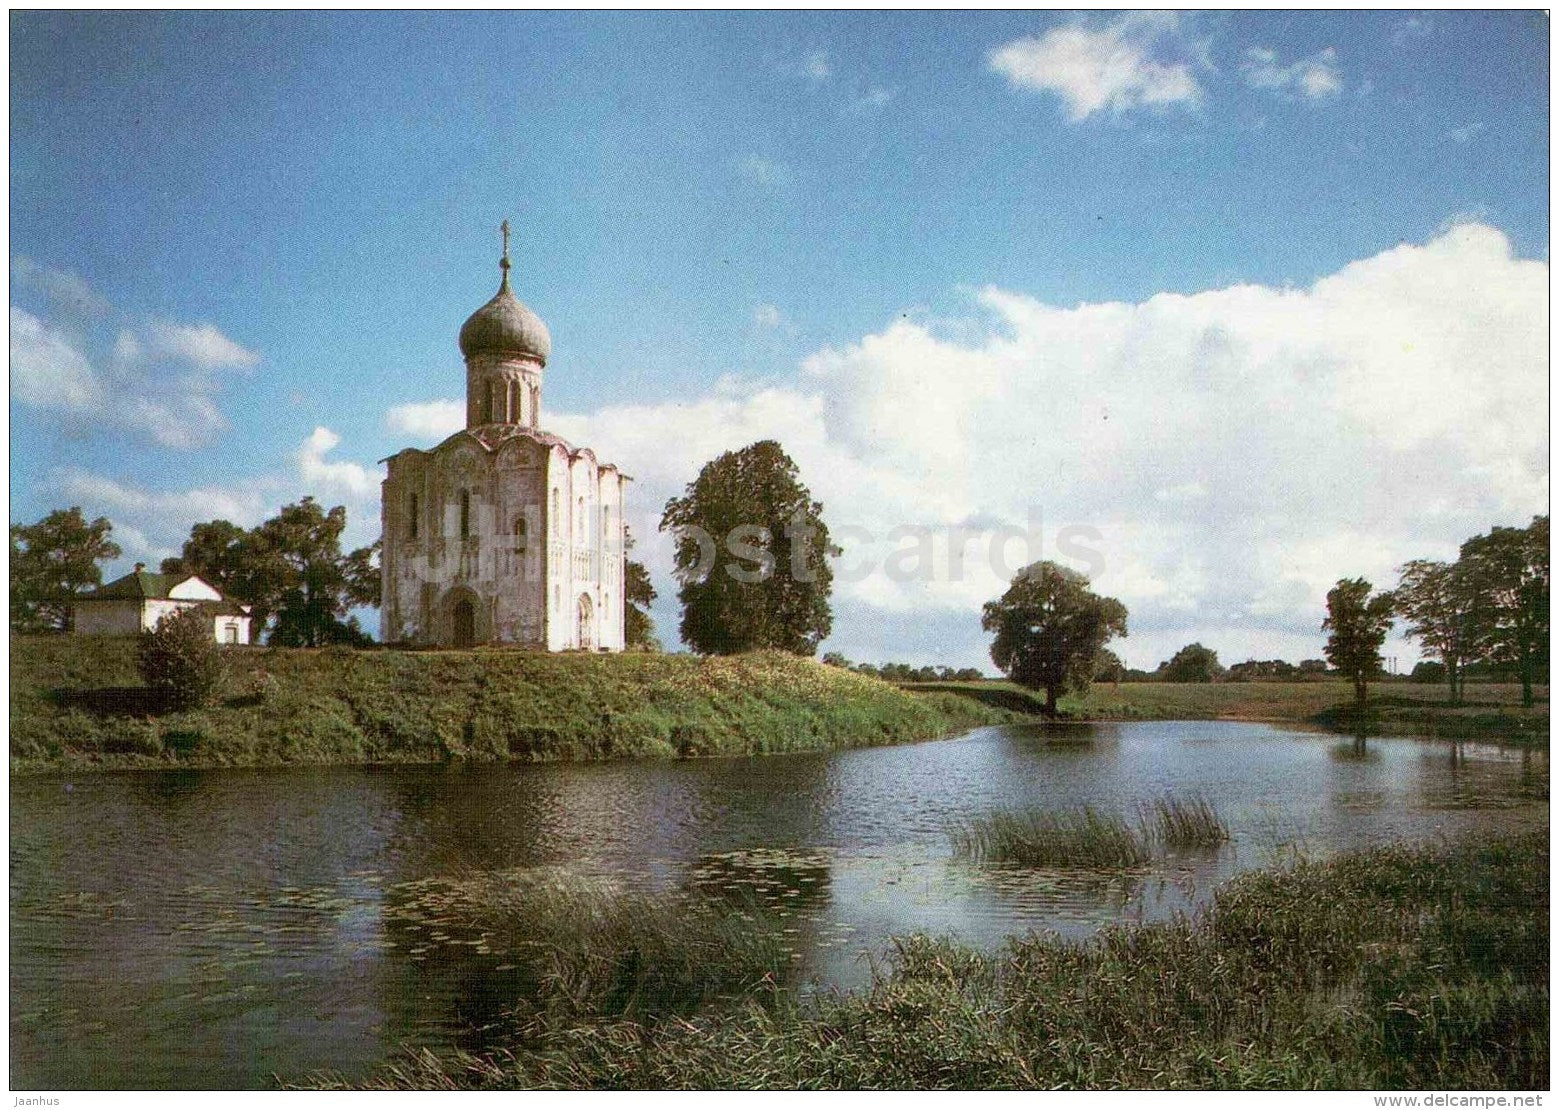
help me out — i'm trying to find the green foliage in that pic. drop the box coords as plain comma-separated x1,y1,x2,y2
135,607,227,711
323,831,1548,1092
1158,642,1224,683
622,527,659,651
1322,577,1394,709
1457,515,1549,707
1226,658,1300,681
660,440,838,656
1393,558,1484,706
624,564,658,652
1141,794,1229,848
466,884,792,1024
950,807,1151,868
1410,660,1447,684
159,519,249,596
982,561,1128,716
10,507,121,633
867,660,987,682
951,796,1229,866
168,498,379,646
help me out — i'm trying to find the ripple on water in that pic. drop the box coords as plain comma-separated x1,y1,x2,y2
8,723,1548,1089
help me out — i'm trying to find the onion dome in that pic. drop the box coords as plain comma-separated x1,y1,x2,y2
458,223,551,364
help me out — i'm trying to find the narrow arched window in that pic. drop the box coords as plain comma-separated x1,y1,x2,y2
551,489,559,529
577,496,586,544
506,380,516,423
514,515,528,549
409,493,419,540
460,491,471,539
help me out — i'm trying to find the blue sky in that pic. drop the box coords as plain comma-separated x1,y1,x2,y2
11,11,1550,669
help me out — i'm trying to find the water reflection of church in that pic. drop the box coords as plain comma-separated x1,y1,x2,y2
379,225,628,650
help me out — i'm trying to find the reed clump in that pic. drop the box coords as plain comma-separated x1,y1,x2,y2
459,881,794,1024
949,807,1151,868
1141,793,1230,849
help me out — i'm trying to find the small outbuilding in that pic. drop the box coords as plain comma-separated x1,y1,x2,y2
74,564,252,644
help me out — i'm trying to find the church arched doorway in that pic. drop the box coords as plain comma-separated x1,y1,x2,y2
576,593,594,650
452,597,476,648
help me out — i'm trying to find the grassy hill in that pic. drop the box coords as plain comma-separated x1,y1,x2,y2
10,636,1017,774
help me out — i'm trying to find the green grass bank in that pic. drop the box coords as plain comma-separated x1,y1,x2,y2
10,636,1015,775
311,828,1548,1091
907,678,1548,743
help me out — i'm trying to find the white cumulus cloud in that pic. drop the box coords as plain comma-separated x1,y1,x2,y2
11,306,105,411
540,222,1546,669
297,426,378,501
989,13,1203,121
386,399,465,440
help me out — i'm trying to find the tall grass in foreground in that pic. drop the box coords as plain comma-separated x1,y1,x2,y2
460,882,793,1023
949,807,1151,868
309,829,1548,1091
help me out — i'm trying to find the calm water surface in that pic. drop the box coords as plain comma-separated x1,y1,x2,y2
10,721,1547,1089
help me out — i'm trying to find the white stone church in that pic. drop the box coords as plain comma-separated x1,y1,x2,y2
379,229,628,650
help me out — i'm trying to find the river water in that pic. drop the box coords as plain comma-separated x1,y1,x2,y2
10,721,1547,1089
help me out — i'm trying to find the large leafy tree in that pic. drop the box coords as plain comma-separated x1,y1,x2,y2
10,507,122,633
660,440,837,656
982,561,1128,717
1392,558,1484,706
1457,515,1549,707
1322,578,1394,711
169,498,379,646
160,519,252,598
624,553,659,654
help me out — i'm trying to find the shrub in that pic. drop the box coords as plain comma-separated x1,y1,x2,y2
136,607,226,711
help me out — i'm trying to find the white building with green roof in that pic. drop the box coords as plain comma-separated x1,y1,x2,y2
74,564,252,644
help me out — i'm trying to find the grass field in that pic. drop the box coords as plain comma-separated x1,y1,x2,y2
904,678,1548,743
10,636,1016,774
308,828,1548,1091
